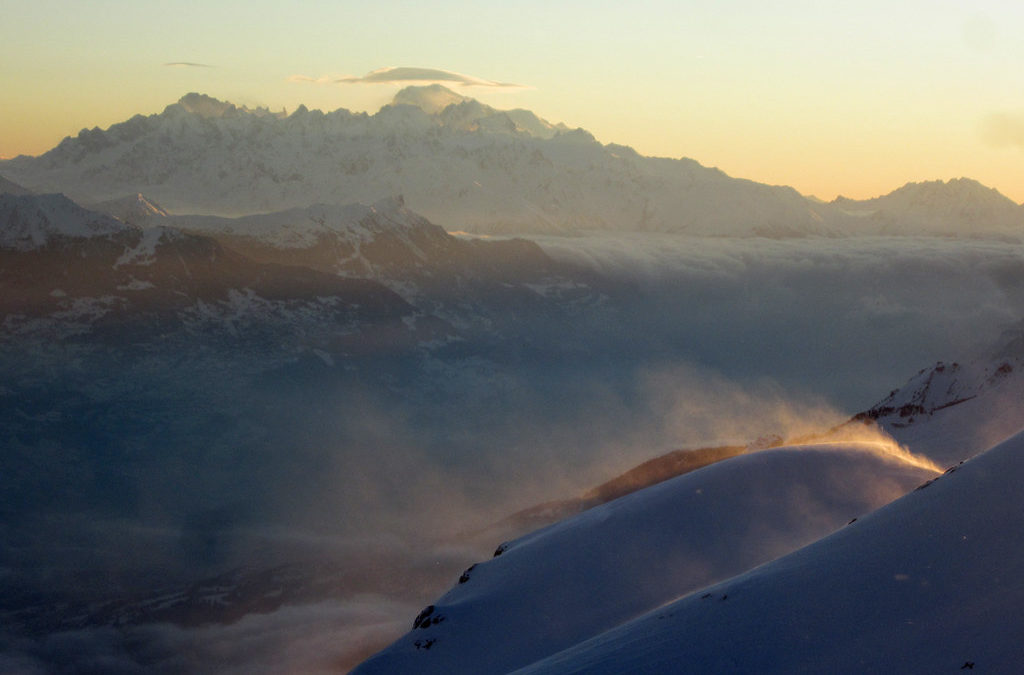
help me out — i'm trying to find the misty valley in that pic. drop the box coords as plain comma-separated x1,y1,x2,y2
3,88,1024,673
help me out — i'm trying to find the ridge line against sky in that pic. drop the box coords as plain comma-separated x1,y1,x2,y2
2,1,1023,202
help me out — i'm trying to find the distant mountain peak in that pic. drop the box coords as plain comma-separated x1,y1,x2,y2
0,193,136,250
90,192,169,224
389,86,566,139
132,193,168,216
829,176,1024,236
169,92,286,120
889,177,1011,202
175,92,237,118
836,177,1016,208
392,84,468,114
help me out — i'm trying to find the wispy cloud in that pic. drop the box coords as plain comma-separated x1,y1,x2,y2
164,61,214,68
982,112,1024,150
290,66,528,90
287,74,334,84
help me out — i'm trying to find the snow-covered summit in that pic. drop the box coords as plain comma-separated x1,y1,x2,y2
833,177,1024,236
168,92,286,120
392,85,566,139
176,92,237,118
393,84,468,115
0,192,136,250
859,359,1013,427
854,344,1024,465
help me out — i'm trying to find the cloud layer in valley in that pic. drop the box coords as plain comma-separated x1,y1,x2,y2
534,233,1024,410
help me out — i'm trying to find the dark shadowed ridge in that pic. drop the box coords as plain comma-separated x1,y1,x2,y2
0,174,32,195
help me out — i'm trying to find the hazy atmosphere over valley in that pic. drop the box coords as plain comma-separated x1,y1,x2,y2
3,2,1024,673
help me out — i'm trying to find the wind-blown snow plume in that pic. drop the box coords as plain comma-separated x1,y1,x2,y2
517,429,1024,673
355,439,938,674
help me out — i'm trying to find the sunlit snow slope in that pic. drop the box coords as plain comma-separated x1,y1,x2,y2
355,442,937,674
517,431,1024,674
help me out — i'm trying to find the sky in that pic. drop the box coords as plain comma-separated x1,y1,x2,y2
2,0,1024,202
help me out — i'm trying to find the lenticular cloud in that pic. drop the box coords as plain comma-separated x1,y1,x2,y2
335,66,527,89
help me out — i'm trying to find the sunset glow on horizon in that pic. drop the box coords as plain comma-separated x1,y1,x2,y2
3,0,1024,202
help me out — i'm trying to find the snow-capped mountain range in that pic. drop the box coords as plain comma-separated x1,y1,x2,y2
0,192,430,351
0,89,825,235
0,191,605,353
6,88,1021,238
97,194,604,337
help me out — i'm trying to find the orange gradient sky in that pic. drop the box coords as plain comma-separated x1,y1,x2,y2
2,0,1023,202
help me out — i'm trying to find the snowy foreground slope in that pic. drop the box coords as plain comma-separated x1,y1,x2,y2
355,442,938,674
515,431,1024,674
